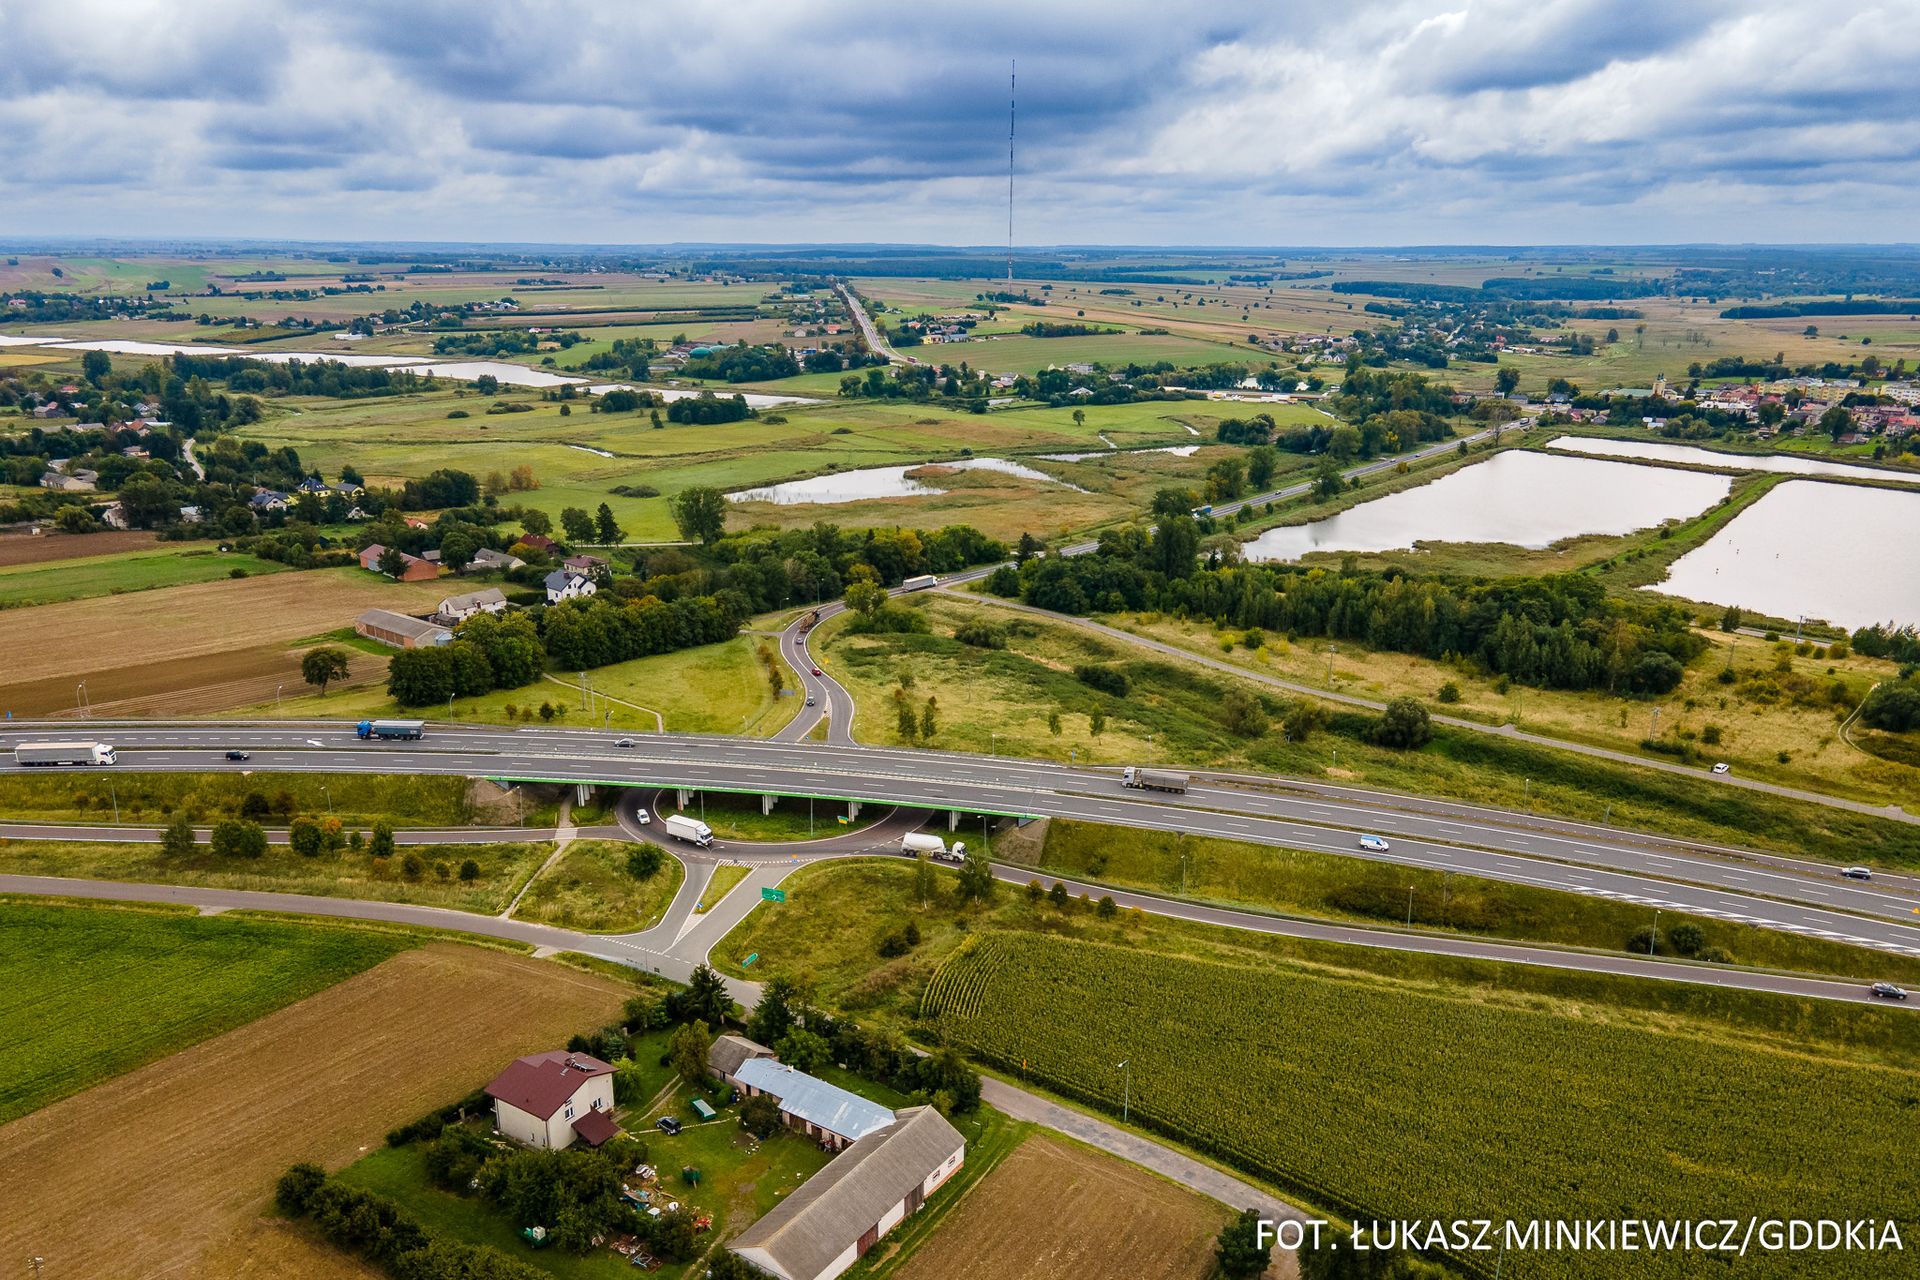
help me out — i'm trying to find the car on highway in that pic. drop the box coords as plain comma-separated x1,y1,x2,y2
615,738,637,748
805,693,815,706
1842,866,1873,880
633,807,650,825
811,666,822,676
1870,983,1908,1000
224,750,250,761
1358,834,1391,852
1711,761,1731,775
655,1116,682,1135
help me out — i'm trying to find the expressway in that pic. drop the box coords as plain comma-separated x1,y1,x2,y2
4,720,1919,963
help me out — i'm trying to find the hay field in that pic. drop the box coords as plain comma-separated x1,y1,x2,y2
0,942,629,1280
891,1133,1229,1280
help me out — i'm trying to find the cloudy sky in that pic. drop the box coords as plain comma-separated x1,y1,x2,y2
2,0,1915,247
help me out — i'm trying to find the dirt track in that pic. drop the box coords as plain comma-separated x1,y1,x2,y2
0,943,627,1279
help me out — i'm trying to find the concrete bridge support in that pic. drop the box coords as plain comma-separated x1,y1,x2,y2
847,800,862,822
949,809,961,832
678,788,692,810
576,782,592,807
762,793,776,816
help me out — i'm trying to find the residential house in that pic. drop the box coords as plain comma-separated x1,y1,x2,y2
39,470,97,492
249,489,290,512
545,569,596,603
99,502,130,530
484,1050,619,1150
436,587,508,623
31,402,68,419
359,543,440,582
354,608,453,649
708,1034,778,1089
465,546,525,573
729,1106,965,1280
562,553,608,575
516,533,559,554
178,505,203,524
731,1058,895,1152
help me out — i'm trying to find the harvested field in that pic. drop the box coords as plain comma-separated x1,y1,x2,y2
200,1217,384,1280
0,528,159,566
890,1133,1230,1280
0,942,630,1280
0,567,440,714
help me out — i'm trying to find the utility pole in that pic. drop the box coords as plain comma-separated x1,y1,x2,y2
1648,705,1660,741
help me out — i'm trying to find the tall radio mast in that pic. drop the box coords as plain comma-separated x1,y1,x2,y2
1007,59,1015,294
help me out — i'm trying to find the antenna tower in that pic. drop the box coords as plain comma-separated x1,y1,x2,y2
1007,60,1015,293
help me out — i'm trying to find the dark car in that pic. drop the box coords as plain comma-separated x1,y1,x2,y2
224,750,250,762
811,666,822,676
1842,866,1873,881
1870,983,1908,1000
615,738,637,748
655,1116,682,1135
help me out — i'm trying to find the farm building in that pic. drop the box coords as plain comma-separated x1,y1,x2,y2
729,1105,965,1280
354,608,453,650
732,1058,894,1152
436,586,508,622
483,1050,619,1150
359,543,440,581
708,1033,777,1087
465,546,525,573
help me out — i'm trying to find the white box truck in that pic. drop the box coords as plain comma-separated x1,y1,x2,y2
1121,766,1189,793
14,741,117,767
901,832,966,862
901,574,938,592
664,814,714,848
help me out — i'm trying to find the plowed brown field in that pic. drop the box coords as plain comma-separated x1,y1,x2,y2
0,943,627,1279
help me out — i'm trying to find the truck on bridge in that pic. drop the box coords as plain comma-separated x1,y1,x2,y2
356,719,425,741
1121,766,1189,794
664,814,714,848
14,741,117,767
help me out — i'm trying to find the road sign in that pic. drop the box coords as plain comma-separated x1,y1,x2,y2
761,887,786,903
743,953,759,967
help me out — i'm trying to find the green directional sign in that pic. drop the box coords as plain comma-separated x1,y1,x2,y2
742,953,759,967
761,887,786,903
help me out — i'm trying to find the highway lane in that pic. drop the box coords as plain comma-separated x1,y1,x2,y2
4,725,1919,959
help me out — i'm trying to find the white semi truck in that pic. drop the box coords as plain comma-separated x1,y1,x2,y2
1121,766,1189,794
14,741,117,766
901,832,966,862
664,814,714,848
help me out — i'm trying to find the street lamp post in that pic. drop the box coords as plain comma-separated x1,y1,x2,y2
276,683,283,709
1648,909,1661,957
1648,705,1661,741
1406,885,1415,927
1116,1059,1131,1125
323,784,332,815
1325,643,1337,686
109,779,119,825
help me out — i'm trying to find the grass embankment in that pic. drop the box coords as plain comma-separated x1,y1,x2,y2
0,771,472,827
824,594,1920,866
0,545,290,608
0,901,405,1123
718,860,1920,1280
513,840,683,932
1106,608,1919,812
0,839,553,913
696,864,752,912
241,632,802,737
1012,819,1920,984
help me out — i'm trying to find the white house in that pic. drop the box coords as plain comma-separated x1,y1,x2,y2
436,586,509,623
466,546,526,573
545,568,597,604
730,1106,965,1280
483,1050,619,1150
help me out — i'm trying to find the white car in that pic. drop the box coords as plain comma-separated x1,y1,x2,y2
1358,834,1391,852
633,807,651,826
1711,761,1731,775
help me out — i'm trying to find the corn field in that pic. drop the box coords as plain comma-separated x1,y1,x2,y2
924,933,1919,1279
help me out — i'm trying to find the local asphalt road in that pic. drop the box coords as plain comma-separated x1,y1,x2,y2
3,721,1918,962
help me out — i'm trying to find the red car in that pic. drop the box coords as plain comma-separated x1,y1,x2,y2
811,666,822,676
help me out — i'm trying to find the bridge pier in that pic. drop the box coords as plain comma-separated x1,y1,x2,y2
576,782,591,807
761,793,775,816
948,809,960,832
847,800,861,822
677,788,692,810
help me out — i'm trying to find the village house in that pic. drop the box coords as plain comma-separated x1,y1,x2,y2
515,533,559,554
354,608,452,649
249,489,290,512
729,1106,965,1280
39,469,97,492
465,546,526,573
358,543,441,582
708,1034,778,1089
729,1058,895,1152
435,586,508,623
483,1050,619,1151
562,552,608,574
545,568,596,603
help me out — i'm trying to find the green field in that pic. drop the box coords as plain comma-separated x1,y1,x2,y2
922,932,1920,1279
0,770,472,826
0,839,553,913
0,545,289,608
0,901,404,1123
512,839,684,932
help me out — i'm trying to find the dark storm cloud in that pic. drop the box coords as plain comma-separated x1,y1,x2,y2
0,0,1914,244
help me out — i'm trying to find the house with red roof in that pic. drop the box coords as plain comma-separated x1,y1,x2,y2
483,1050,619,1150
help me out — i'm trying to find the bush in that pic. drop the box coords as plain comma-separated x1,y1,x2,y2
211,819,266,859
626,843,665,879
1074,664,1129,697
1436,681,1461,704
740,1093,784,1139
1221,688,1268,738
1666,923,1707,957
1370,697,1432,750
458,858,480,881
954,620,1009,649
